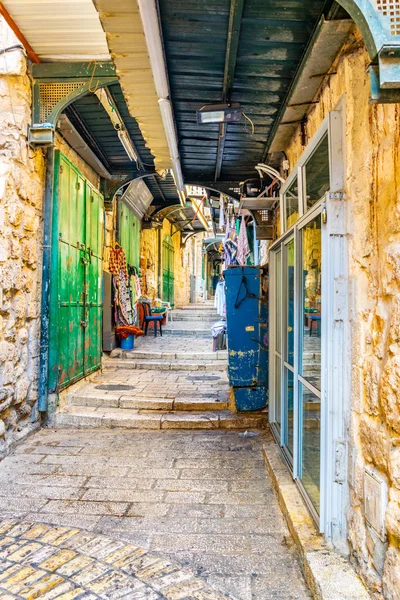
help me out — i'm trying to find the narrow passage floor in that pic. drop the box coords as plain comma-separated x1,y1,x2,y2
0,309,310,599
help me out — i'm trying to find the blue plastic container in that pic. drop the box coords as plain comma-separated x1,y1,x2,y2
224,266,268,411
120,335,134,350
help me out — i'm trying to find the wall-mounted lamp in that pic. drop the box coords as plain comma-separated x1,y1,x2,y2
197,103,242,125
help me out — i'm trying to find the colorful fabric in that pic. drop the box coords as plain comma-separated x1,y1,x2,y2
236,216,251,266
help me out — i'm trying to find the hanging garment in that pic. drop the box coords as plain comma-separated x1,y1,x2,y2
219,195,225,232
214,281,226,317
109,246,133,326
236,216,251,266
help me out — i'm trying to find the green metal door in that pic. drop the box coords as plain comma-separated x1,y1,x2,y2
162,235,175,306
119,202,140,269
49,152,103,391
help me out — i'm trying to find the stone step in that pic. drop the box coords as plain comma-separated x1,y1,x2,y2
103,358,227,371
108,350,227,361
171,315,218,321
68,393,230,411
175,305,214,311
54,405,268,430
163,328,211,337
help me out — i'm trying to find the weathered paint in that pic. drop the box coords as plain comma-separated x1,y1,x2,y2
48,152,103,393
162,234,175,306
225,266,268,411
118,202,140,270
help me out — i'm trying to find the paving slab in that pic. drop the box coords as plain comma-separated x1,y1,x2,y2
0,429,310,599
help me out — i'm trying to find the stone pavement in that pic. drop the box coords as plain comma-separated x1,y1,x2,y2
0,429,310,600
0,519,228,599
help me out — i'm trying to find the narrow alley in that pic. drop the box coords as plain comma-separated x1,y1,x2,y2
1,0,400,598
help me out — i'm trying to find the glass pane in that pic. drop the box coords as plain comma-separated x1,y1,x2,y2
300,215,322,390
275,355,281,428
284,367,294,456
300,383,321,513
285,240,295,367
285,178,299,229
305,134,330,210
276,251,282,353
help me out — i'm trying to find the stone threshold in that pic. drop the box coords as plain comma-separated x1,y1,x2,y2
262,441,371,600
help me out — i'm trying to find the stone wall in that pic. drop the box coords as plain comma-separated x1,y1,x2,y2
140,227,159,299
282,27,400,599
140,220,193,307
0,20,46,457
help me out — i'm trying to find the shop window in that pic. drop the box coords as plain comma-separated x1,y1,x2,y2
304,134,330,210
284,177,299,229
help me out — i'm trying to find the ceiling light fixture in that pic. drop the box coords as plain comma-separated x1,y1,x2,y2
197,103,242,125
95,87,138,163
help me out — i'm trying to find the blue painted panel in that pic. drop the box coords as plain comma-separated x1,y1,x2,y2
233,386,267,412
224,266,268,411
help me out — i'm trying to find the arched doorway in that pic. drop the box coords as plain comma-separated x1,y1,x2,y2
162,235,175,307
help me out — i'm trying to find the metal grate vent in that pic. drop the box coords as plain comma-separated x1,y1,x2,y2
39,82,85,122
376,0,400,35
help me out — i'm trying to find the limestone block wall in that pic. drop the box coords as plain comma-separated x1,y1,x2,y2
0,22,45,457
140,228,158,299
282,27,400,599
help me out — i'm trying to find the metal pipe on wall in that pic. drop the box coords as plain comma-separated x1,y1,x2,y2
38,146,55,413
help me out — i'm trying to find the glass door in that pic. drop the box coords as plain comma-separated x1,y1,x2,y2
270,248,282,437
298,212,322,515
283,237,295,460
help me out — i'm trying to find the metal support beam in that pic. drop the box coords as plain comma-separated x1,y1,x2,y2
214,0,245,181
30,62,118,130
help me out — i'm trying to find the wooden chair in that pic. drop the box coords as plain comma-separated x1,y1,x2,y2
141,302,163,337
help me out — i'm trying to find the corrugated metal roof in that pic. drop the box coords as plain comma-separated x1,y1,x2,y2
2,0,109,60
93,0,172,172
66,82,179,205
158,0,330,182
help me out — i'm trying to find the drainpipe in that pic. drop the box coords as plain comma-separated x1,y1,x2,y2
38,146,55,413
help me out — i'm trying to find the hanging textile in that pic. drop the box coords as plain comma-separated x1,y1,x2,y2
214,280,226,317
236,216,251,266
109,246,133,326
223,216,238,266
219,194,225,231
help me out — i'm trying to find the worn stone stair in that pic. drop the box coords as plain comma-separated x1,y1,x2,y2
104,349,227,371
52,302,265,431
54,405,267,430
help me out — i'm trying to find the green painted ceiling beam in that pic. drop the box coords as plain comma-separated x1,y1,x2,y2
215,0,245,181
31,62,116,79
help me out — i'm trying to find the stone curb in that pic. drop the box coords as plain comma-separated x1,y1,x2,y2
262,442,371,600
0,519,231,599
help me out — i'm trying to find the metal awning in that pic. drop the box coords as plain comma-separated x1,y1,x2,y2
152,203,207,234
2,0,109,60
269,17,354,153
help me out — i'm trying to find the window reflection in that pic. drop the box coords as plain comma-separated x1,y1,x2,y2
285,368,294,457
286,240,295,367
285,178,299,229
300,215,321,390
305,134,330,210
300,383,320,513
